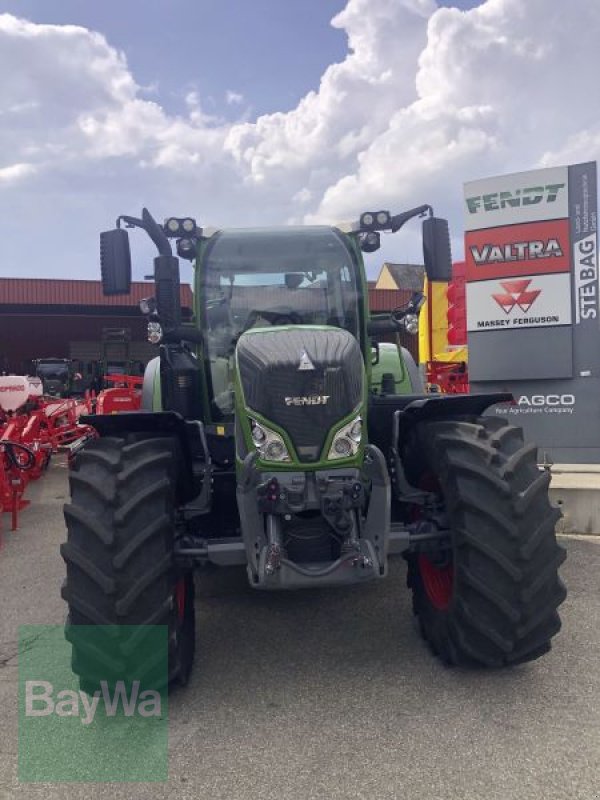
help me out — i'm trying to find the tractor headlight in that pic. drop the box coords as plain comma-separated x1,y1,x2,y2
265,440,287,461
332,437,352,458
147,321,163,344
403,313,419,335
251,423,267,446
349,418,362,443
328,416,362,460
249,419,291,462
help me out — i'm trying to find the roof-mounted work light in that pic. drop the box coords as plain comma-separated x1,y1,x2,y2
359,210,392,231
163,217,198,237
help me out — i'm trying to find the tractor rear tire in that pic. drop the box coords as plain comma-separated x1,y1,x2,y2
405,416,566,667
61,435,195,691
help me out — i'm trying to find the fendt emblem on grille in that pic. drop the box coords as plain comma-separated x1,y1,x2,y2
284,395,330,406
298,351,315,371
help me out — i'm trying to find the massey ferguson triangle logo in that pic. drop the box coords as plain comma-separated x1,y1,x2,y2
492,279,541,314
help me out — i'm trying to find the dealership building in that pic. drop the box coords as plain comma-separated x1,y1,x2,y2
0,277,416,377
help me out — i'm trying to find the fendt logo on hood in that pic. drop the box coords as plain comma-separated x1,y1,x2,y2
284,395,330,407
492,279,541,314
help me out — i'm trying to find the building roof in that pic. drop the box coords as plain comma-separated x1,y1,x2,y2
368,287,413,311
1,277,410,314
379,263,425,291
0,278,193,308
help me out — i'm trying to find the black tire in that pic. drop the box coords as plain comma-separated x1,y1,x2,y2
61,435,195,691
404,416,566,667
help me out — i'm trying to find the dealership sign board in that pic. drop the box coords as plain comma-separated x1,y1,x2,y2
466,272,572,331
465,161,599,463
464,166,569,229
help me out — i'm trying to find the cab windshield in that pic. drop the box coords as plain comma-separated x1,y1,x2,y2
35,364,69,380
201,227,361,418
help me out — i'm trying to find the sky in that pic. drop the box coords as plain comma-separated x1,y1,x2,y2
0,0,598,281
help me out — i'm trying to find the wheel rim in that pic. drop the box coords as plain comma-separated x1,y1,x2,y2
418,554,454,611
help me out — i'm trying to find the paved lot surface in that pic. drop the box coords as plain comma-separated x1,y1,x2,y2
0,461,599,800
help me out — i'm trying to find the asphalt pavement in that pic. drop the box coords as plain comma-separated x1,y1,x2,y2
0,460,599,800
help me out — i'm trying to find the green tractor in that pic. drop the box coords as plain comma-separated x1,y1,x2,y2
61,205,565,688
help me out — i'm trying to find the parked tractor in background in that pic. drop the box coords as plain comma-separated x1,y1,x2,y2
87,327,144,393
62,204,566,691
33,358,81,398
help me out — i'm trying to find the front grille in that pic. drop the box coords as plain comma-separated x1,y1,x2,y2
237,328,363,460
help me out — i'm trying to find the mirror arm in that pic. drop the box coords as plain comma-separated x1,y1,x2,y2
367,316,402,335
142,207,172,257
117,215,144,229
116,209,172,257
390,204,432,233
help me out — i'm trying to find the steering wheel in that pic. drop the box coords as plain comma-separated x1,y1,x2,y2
242,308,305,332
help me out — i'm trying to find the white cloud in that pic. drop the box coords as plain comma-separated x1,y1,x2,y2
0,1,599,279
0,162,36,183
314,0,600,234
226,90,244,106
224,0,433,189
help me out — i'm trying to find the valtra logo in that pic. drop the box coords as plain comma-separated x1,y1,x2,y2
492,279,541,314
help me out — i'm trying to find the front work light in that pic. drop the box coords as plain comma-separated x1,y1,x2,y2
177,238,197,260
139,297,157,315
359,231,380,253
403,313,419,335
147,321,163,344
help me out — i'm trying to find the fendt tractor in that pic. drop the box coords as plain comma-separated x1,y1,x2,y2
61,205,566,689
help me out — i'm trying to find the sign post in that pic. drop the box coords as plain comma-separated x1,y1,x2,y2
465,162,599,463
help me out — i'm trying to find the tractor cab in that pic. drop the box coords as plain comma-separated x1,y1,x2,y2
200,226,364,419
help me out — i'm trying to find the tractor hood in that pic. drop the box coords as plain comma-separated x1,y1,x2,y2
236,326,364,463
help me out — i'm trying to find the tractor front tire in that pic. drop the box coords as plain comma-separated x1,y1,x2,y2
405,416,566,667
61,436,195,691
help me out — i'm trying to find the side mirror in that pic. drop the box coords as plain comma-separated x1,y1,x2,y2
100,229,132,295
422,217,452,282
